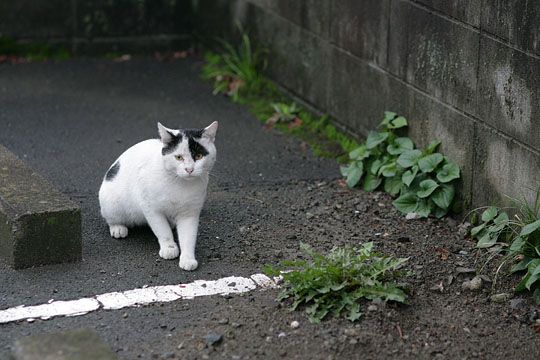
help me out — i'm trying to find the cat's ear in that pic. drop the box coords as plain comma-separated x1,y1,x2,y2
157,122,176,144
203,121,218,142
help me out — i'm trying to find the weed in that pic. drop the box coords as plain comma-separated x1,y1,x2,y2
264,242,409,323
201,33,267,101
469,187,540,304
266,102,301,126
201,34,359,161
0,37,70,63
341,112,461,218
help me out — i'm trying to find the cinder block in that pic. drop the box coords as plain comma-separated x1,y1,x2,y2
481,0,540,56
330,0,389,66
477,35,540,151
413,0,481,26
247,0,331,38
194,0,238,40
388,0,479,115
0,0,72,40
12,328,117,360
472,125,540,208
0,145,81,269
327,47,390,136
407,90,475,208
246,4,330,109
76,0,190,39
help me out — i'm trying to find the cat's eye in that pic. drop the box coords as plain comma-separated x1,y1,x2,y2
175,155,184,161
194,154,203,161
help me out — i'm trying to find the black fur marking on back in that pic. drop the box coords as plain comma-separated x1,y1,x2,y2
105,161,120,181
188,137,209,160
162,131,182,155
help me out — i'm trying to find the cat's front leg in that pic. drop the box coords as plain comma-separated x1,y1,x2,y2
144,211,180,260
176,215,200,271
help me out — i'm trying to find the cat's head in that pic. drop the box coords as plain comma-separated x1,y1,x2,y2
157,122,218,179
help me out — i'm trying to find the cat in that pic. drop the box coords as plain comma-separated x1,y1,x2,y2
98,121,218,271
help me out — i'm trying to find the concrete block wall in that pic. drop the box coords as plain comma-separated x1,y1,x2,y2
194,0,540,209
0,0,194,53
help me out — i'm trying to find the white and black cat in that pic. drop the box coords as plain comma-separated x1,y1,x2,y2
98,122,218,270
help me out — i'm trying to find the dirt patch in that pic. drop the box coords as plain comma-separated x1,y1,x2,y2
115,181,539,359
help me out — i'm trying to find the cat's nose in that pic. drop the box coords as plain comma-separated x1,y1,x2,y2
185,167,194,174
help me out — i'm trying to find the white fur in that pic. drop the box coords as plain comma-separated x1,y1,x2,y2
99,122,218,270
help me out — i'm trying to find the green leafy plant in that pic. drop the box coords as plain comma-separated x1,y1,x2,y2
264,242,409,323
340,112,460,218
201,33,267,101
0,37,70,63
266,102,301,126
469,188,540,304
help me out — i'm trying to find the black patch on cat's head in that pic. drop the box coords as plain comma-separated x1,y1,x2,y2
105,161,120,181
188,136,209,160
183,128,204,139
161,132,182,155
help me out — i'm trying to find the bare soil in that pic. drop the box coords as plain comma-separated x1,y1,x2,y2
126,181,540,359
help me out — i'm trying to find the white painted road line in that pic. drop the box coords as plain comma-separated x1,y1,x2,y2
0,274,277,325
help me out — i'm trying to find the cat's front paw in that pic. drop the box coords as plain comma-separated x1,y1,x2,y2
159,244,180,259
109,225,128,238
179,256,198,271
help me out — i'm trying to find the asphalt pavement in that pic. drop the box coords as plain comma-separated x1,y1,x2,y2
0,57,338,357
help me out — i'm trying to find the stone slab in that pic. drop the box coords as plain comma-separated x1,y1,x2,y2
11,328,117,360
0,145,81,269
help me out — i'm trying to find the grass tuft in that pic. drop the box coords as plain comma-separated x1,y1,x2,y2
264,243,409,323
469,186,540,304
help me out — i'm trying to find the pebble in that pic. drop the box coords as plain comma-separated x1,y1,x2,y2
162,352,175,359
367,304,378,312
510,298,526,310
456,267,476,274
458,222,471,237
286,234,297,240
306,212,314,219
290,320,300,329
218,318,229,325
204,332,223,346
462,276,482,291
278,332,286,338
490,293,512,303
405,212,421,220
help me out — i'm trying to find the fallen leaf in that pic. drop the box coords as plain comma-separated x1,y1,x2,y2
287,117,303,129
227,78,245,95
435,247,450,260
265,113,280,127
113,54,131,62
173,51,188,59
336,179,348,188
533,323,540,333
